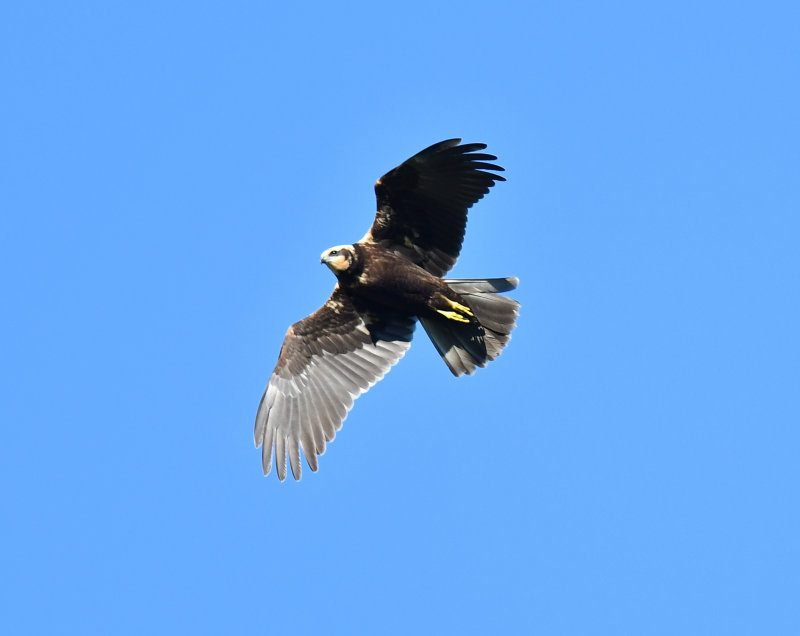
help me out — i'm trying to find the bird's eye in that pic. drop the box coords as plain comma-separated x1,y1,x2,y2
330,250,339,256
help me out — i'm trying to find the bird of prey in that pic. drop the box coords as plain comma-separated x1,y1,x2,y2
255,139,519,480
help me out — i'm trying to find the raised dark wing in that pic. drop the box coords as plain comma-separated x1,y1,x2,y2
254,286,416,481
360,139,505,277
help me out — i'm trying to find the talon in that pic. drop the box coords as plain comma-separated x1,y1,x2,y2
444,298,473,316
436,309,471,323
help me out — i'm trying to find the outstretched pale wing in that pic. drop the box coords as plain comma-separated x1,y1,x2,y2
255,287,415,481
361,139,505,277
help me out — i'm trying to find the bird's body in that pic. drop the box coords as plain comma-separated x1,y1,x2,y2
256,139,519,480
329,243,465,317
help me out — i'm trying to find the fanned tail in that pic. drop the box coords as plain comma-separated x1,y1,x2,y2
419,277,519,376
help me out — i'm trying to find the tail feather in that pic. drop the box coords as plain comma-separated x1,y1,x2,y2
420,277,519,376
459,293,519,334
443,277,519,294
421,316,483,376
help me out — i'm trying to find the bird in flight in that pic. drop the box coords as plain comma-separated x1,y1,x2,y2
255,139,519,480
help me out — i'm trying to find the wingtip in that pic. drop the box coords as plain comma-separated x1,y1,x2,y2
416,138,462,157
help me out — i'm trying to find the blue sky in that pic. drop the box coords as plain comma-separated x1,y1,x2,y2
2,1,799,634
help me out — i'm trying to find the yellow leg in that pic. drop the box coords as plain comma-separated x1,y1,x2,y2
436,309,471,323
444,298,473,317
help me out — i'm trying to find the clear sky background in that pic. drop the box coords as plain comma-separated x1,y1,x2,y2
2,2,799,634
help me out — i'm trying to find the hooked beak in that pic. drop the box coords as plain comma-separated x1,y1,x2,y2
320,250,338,273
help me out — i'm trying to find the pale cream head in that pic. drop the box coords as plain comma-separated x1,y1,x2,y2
320,245,354,274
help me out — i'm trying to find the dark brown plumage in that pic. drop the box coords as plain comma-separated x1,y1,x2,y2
255,139,519,480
